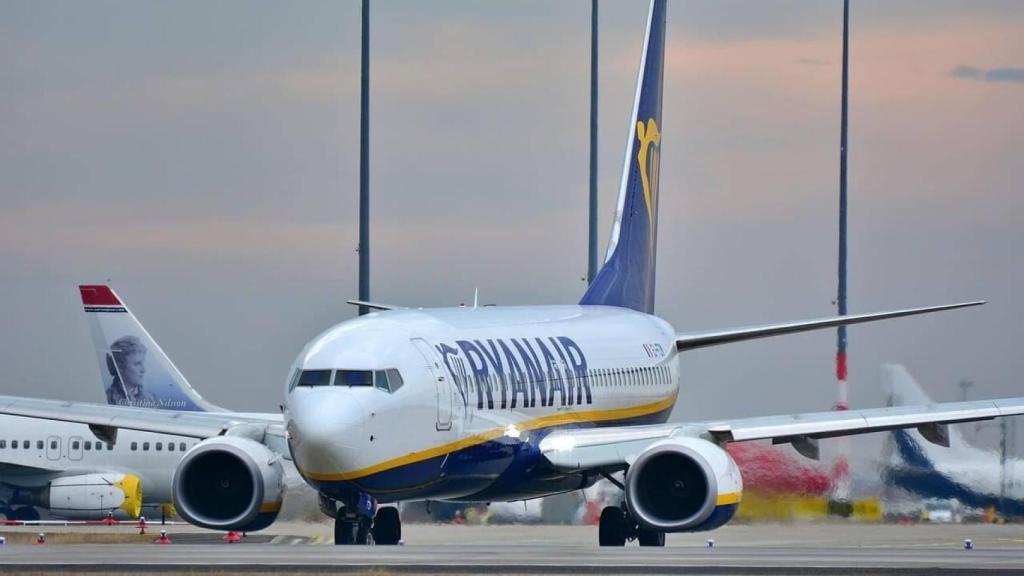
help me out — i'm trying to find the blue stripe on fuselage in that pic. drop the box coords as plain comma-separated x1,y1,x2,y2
307,403,674,504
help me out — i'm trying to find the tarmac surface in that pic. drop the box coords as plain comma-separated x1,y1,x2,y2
0,522,1022,574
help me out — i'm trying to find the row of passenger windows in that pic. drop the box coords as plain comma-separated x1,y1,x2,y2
291,368,404,393
129,441,190,452
588,365,672,388
453,364,672,395
0,439,191,452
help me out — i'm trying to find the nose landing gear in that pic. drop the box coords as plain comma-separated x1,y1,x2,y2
598,505,664,547
327,491,402,546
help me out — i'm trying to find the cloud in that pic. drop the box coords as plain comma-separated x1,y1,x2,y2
950,65,1024,83
985,68,1024,83
949,65,982,79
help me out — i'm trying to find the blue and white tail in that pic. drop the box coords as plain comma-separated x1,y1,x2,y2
580,0,666,314
883,364,970,456
79,285,222,412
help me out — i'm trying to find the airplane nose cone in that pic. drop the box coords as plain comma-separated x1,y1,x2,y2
287,391,365,478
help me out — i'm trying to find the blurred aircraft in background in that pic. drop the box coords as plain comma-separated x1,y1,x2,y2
883,364,1023,519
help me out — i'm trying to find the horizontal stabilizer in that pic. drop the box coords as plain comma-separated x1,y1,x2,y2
675,301,984,351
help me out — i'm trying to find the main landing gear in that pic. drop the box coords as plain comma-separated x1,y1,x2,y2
333,506,402,546
598,505,664,547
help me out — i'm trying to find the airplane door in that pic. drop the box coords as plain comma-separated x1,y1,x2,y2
46,436,60,461
410,338,453,431
69,435,83,461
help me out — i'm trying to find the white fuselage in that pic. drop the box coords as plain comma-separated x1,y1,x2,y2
0,414,196,517
286,305,681,503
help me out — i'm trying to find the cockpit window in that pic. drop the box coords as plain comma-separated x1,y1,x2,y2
374,370,390,392
296,369,333,387
335,370,373,387
386,369,404,392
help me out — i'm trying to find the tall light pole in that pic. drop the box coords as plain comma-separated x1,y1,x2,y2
831,0,852,512
358,0,370,315
835,0,850,414
587,0,599,284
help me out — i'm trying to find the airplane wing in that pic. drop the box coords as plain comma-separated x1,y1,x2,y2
0,461,66,476
345,300,407,311
539,397,1024,471
0,395,282,440
675,301,983,351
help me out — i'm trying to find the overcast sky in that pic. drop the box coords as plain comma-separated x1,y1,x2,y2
1,1,1022,457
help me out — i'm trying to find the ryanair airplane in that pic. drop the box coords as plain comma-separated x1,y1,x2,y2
2,0,1022,546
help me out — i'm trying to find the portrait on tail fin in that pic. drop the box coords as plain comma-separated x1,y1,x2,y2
105,335,157,407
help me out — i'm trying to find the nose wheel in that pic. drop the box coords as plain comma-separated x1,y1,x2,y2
598,505,664,547
334,516,372,545
333,506,402,546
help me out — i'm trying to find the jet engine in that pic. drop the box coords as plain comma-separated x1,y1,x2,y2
172,436,284,532
624,437,742,532
17,472,144,520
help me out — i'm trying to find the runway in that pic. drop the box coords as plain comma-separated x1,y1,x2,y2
0,523,1022,574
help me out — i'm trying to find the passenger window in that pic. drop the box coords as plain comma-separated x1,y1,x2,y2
156,442,162,451
0,440,6,449
50,440,57,450
168,442,175,452
386,369,404,392
143,442,150,451
71,440,79,450
296,369,333,387
131,442,138,451
85,441,92,450
180,442,187,452
336,370,372,387
108,443,114,450
36,440,43,450
22,440,28,449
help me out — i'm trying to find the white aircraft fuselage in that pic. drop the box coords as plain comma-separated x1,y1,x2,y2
0,414,195,519
287,305,680,504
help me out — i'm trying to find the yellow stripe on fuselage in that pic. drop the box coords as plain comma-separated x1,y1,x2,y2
716,491,742,506
301,393,678,482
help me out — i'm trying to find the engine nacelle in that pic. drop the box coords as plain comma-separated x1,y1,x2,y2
172,436,284,532
45,473,143,520
625,437,742,532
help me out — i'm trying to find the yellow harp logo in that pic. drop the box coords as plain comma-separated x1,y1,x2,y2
636,118,661,238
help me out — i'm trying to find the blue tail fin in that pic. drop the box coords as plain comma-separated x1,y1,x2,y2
580,0,666,314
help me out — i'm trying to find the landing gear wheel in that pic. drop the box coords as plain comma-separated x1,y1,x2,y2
334,517,362,545
598,506,627,546
637,527,665,547
372,506,402,545
356,517,373,545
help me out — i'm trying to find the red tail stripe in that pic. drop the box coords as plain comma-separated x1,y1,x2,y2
79,285,122,306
